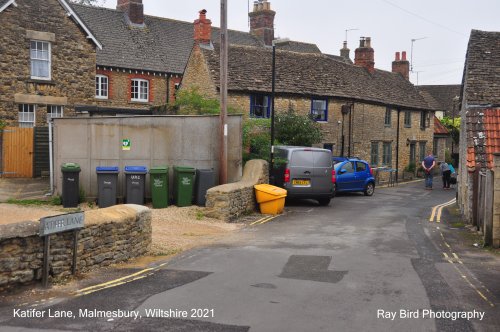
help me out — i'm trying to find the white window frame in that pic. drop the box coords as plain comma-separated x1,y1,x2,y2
30,40,51,80
48,105,63,120
18,104,36,128
95,75,109,99
131,78,149,102
311,99,328,122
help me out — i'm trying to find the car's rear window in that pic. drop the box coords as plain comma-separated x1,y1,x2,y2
291,150,312,167
341,162,355,173
313,151,332,168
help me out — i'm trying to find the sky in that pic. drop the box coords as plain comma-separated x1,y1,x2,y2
98,0,499,86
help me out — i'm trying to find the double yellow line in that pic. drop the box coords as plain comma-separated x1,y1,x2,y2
73,262,168,297
250,215,279,226
429,198,456,222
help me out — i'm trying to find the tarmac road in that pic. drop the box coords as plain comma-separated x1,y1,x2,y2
1,180,499,332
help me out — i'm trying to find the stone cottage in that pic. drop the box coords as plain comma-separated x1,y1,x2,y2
458,29,500,243
72,0,321,115
181,38,439,178
0,0,101,126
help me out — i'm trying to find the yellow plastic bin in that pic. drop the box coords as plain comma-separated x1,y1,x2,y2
254,184,287,215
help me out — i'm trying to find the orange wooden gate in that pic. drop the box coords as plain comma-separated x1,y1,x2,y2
1,126,34,178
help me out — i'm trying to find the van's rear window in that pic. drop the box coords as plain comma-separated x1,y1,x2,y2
291,151,312,167
313,151,332,167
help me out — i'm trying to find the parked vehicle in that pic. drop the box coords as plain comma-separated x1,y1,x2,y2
333,157,375,196
272,146,335,206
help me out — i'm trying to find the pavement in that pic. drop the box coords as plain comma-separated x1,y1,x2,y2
0,178,51,202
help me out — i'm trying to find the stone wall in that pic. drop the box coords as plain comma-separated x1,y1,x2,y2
0,0,96,125
180,46,219,100
0,205,151,293
206,159,269,221
493,154,500,248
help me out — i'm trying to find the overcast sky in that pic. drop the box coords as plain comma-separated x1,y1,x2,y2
99,0,499,86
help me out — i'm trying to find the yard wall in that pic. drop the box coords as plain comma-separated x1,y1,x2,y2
206,159,268,221
0,205,151,293
52,115,242,200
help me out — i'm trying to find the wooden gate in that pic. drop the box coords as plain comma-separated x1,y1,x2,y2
1,126,34,178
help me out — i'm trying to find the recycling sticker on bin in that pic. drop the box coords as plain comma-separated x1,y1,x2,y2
181,177,191,186
122,139,131,151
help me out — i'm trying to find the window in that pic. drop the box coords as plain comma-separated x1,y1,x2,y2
311,99,328,122
18,104,35,127
131,79,149,102
356,162,367,172
250,95,270,118
382,142,392,166
404,111,411,127
384,108,391,127
48,105,63,120
433,139,438,156
30,41,51,80
409,143,416,165
420,111,430,129
341,162,355,173
96,75,108,99
371,142,379,166
419,142,426,161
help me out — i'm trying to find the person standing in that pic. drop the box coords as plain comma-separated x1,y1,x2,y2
422,153,436,189
438,161,452,189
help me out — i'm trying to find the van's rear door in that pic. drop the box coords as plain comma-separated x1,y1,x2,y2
312,150,333,195
289,149,313,195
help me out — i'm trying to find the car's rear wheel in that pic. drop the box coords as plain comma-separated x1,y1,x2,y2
317,197,331,206
364,182,375,196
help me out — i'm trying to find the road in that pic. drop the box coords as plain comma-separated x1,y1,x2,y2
1,180,499,331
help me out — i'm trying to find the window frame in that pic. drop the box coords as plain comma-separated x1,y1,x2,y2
382,142,392,166
250,94,271,118
420,111,430,129
404,111,411,128
384,107,392,127
419,142,427,162
96,75,109,99
18,104,36,128
131,78,149,102
48,105,63,121
370,142,379,166
30,40,51,80
311,98,328,122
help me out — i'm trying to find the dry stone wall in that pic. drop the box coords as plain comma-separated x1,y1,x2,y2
0,205,151,293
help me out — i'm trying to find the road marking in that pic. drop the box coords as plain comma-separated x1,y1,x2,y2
251,215,279,226
429,198,456,222
250,216,268,225
258,215,278,225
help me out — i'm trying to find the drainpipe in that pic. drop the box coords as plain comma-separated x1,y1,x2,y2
166,75,170,105
47,120,54,196
396,109,400,183
348,103,353,157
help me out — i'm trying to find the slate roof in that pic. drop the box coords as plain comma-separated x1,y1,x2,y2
71,4,321,74
325,54,353,64
434,116,449,136
201,44,437,111
417,85,461,115
463,30,500,106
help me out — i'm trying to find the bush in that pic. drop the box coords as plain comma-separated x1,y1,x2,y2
404,162,416,173
275,109,323,146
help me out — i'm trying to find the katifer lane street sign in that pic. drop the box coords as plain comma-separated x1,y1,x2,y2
39,212,85,237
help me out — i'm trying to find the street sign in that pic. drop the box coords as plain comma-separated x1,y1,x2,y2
39,212,84,236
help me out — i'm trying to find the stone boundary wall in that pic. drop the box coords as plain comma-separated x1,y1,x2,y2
205,160,269,221
0,205,151,293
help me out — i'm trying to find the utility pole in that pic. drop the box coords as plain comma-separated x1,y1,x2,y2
219,0,228,184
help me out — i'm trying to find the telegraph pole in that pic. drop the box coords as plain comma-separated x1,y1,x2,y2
220,0,228,184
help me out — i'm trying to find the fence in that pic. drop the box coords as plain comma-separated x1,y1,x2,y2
474,168,494,246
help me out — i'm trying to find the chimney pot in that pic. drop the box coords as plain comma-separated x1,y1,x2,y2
395,52,400,61
365,37,371,48
402,51,407,61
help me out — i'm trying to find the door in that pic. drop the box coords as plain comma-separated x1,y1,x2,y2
1,126,34,178
353,161,368,190
312,150,333,195
336,161,356,190
289,150,313,195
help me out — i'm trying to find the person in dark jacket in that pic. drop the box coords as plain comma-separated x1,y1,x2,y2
422,154,436,189
438,161,451,189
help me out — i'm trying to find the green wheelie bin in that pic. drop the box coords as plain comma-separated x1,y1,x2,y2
173,166,196,207
150,166,169,208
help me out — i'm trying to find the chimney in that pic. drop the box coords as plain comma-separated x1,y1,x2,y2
340,41,350,61
354,37,375,73
194,9,212,45
117,0,144,26
392,51,410,80
249,0,275,46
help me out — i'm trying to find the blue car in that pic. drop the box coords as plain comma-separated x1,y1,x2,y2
333,157,375,196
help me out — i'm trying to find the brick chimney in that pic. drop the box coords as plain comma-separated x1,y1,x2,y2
117,0,144,26
392,51,410,80
354,37,375,73
194,9,212,45
340,41,350,61
249,0,275,46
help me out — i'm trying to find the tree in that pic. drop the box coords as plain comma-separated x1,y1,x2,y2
440,116,460,146
275,108,323,146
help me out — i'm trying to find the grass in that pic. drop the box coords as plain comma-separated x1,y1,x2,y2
6,196,62,207
151,248,183,256
195,210,204,220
